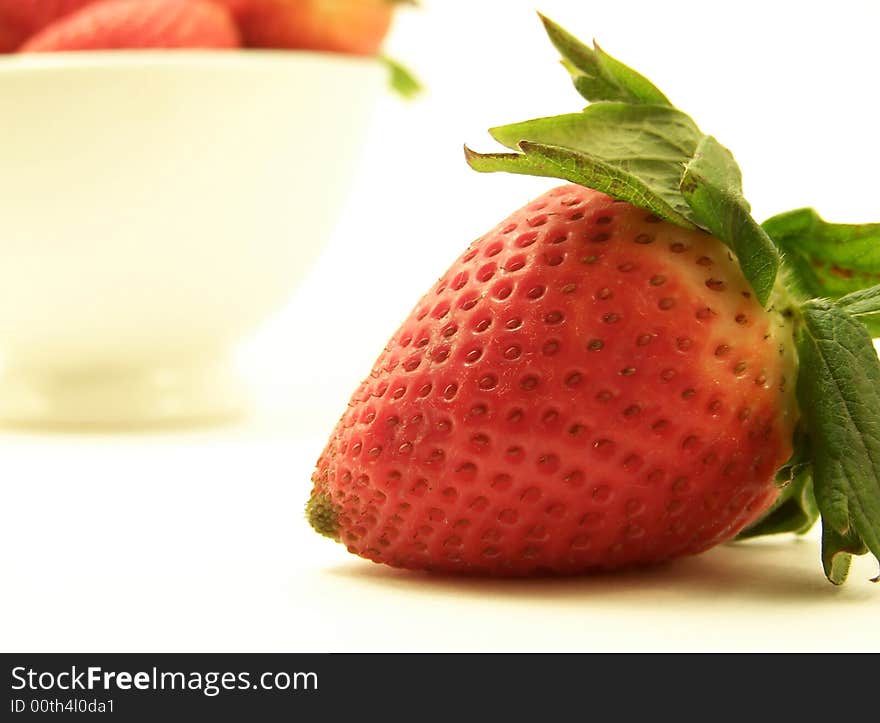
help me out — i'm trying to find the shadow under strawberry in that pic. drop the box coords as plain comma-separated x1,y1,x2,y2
325,536,874,605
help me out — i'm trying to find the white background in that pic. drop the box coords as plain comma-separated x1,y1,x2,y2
2,0,880,652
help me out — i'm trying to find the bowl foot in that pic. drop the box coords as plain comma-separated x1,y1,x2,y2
0,355,245,429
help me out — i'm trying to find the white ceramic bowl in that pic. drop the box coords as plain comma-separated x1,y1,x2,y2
0,51,383,427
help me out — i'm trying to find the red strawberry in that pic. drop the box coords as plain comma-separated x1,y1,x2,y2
20,0,240,52
0,0,96,51
306,17,880,584
0,16,21,51
218,0,396,56
306,185,799,575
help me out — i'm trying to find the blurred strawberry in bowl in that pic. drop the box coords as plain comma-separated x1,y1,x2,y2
1,0,411,55
217,0,402,55
19,0,241,51
0,1,415,427
0,0,94,50
0,50,386,426
0,0,409,426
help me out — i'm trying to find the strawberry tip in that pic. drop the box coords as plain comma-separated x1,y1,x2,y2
306,491,340,540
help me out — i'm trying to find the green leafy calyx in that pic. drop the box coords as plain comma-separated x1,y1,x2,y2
795,293,880,583
763,209,880,335
465,14,779,305
539,14,670,106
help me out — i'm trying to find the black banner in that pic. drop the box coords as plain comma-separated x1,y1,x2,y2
1,652,872,718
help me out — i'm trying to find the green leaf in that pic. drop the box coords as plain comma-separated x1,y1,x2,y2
836,285,880,336
538,14,670,105
680,136,781,306
737,465,818,539
737,429,819,540
822,523,868,585
797,296,880,583
464,141,695,228
467,19,780,306
763,208,880,333
837,284,880,314
381,55,422,99
592,42,671,106
489,104,701,220
681,134,747,207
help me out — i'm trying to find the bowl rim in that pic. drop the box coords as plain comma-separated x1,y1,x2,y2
0,48,383,74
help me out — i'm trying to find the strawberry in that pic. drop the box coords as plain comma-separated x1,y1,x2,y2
306,185,799,574
19,0,240,52
0,0,96,51
218,0,398,56
306,17,880,584
0,17,21,51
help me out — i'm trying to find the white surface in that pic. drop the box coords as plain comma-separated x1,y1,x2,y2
2,0,880,652
0,52,382,424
